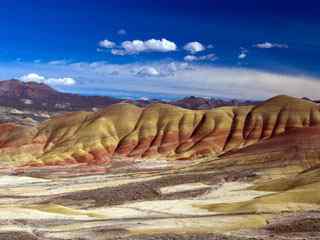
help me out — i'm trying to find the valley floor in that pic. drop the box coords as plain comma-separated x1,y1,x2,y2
0,159,320,240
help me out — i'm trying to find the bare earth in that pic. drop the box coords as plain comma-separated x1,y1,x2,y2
0,158,319,240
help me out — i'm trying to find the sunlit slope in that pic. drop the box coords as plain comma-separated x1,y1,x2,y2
199,166,320,214
0,95,320,166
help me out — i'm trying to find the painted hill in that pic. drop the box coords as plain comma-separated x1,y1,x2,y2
0,95,320,168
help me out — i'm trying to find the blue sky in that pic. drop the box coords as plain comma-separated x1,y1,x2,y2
0,0,320,100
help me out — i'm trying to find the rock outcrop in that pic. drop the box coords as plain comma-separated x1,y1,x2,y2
0,95,320,167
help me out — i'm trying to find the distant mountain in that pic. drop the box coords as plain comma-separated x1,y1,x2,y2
0,79,121,111
172,96,261,109
0,80,264,112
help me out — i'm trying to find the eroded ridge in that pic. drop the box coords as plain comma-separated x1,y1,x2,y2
0,95,320,167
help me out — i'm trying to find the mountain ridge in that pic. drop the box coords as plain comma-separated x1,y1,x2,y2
0,79,121,111
0,79,261,111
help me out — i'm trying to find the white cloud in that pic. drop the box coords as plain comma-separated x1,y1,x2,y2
117,38,177,55
121,40,145,53
238,48,248,59
46,77,76,85
207,44,214,49
97,38,177,55
19,73,75,86
183,41,205,54
111,49,127,56
184,54,217,62
238,53,247,59
99,39,116,48
20,73,45,83
117,29,127,35
139,97,150,101
143,39,177,52
254,42,288,49
135,67,160,77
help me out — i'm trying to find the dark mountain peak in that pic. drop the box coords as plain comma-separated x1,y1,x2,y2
0,79,56,90
0,79,59,99
0,79,120,111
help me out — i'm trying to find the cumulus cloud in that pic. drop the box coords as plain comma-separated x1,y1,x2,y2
184,54,217,62
183,41,205,54
19,73,76,86
99,39,116,48
97,38,177,55
20,73,45,83
254,42,288,49
119,38,177,55
117,29,127,35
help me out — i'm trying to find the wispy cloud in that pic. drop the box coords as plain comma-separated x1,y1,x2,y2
48,59,70,65
254,42,288,49
184,54,217,62
2,61,320,100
